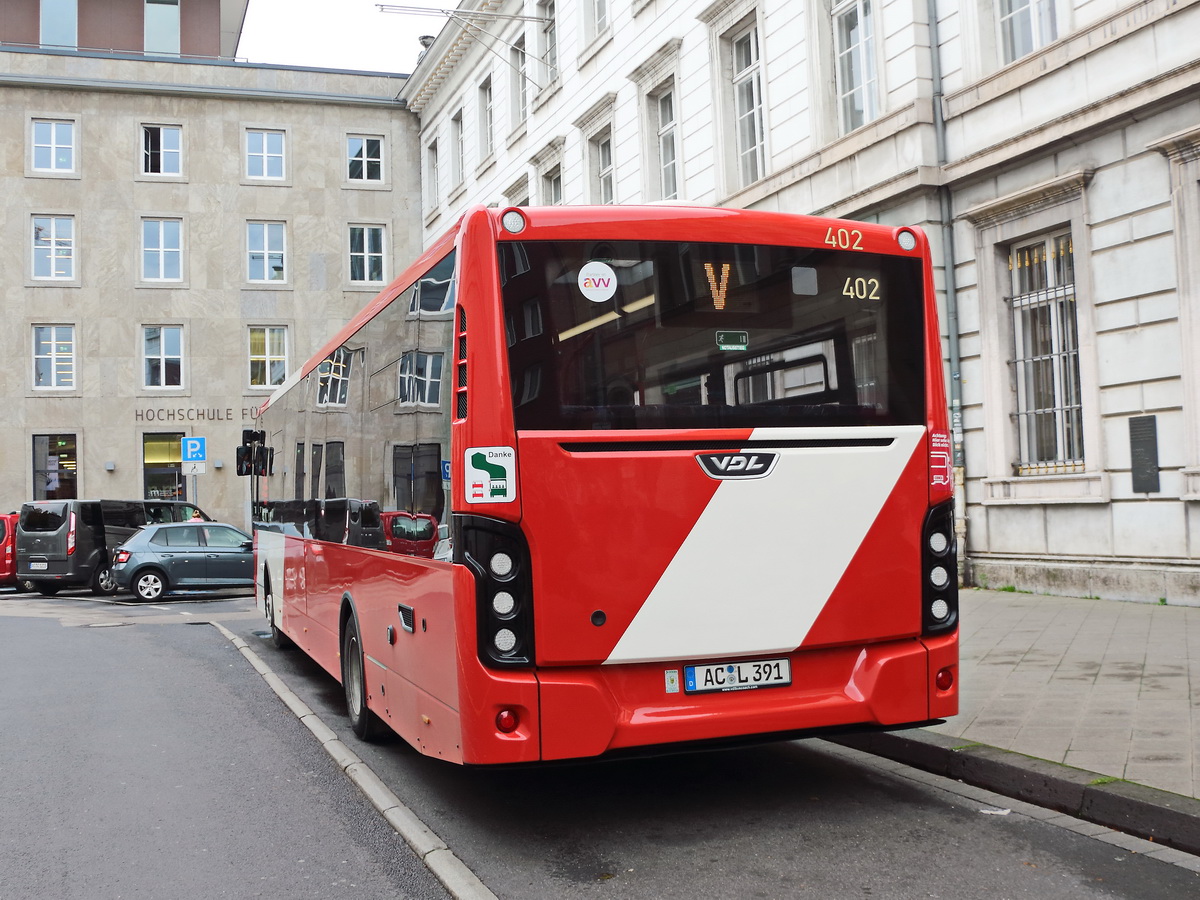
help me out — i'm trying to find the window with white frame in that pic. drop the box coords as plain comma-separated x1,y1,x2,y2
833,0,879,133
246,129,285,179
730,21,765,188
589,0,609,35
316,347,353,406
1000,0,1057,63
143,325,182,388
142,219,182,281
511,35,528,126
349,225,385,283
543,165,563,205
592,130,615,204
478,77,494,159
426,140,440,210
248,326,287,388
32,119,75,173
451,109,465,187
398,351,444,405
33,325,75,389
142,125,181,175
41,0,77,48
32,216,75,280
144,0,180,55
347,135,383,182
247,222,286,282
539,1,558,83
1009,231,1083,473
653,85,680,200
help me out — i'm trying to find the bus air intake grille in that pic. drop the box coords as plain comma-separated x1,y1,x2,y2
456,305,467,419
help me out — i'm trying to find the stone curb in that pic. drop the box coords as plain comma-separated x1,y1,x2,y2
829,730,1200,857
209,622,499,900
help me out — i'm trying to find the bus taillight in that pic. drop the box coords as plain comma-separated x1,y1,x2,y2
459,516,535,668
496,709,519,733
922,501,958,636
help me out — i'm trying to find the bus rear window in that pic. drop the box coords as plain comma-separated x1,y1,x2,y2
498,239,926,430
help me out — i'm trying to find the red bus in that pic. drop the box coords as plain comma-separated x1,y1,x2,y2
250,205,958,765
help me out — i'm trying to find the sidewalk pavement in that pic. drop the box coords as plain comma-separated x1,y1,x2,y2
832,588,1200,856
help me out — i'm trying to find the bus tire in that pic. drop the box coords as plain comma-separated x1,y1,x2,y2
264,576,292,650
341,613,381,741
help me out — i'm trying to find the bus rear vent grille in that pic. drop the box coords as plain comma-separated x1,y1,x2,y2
456,306,467,419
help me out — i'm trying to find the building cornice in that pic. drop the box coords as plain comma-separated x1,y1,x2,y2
962,169,1095,228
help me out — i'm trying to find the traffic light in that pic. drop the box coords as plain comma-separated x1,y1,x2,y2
236,445,253,476
237,431,269,477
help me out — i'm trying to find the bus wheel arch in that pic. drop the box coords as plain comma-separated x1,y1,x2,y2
340,595,382,741
263,568,292,650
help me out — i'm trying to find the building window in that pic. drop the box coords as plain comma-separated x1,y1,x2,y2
426,141,440,211
1010,231,1083,473
142,125,182,175
32,119,74,173
143,433,185,501
41,0,77,49
511,36,528,126
141,219,182,281
398,351,444,405
543,165,563,205
731,22,765,188
249,326,287,388
33,434,78,500
478,77,494,159
653,86,679,200
316,347,353,406
33,325,75,389
834,0,879,133
32,216,75,280
144,0,180,56
590,0,609,34
247,222,286,282
349,225,385,283
1000,0,1057,63
539,1,558,83
591,129,615,204
246,130,285,180
143,325,183,388
347,135,383,182
451,109,465,187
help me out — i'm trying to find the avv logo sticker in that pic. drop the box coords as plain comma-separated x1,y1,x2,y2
696,452,779,480
578,261,618,303
466,446,516,503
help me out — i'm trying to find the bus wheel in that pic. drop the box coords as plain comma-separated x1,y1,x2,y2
264,579,292,650
91,565,119,596
341,614,381,741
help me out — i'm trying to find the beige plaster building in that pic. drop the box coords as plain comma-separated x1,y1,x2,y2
0,0,420,525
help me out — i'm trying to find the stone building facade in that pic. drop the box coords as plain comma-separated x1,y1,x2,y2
401,0,1200,603
0,0,420,525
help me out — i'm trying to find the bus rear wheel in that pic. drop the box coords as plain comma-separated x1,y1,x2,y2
264,578,292,650
341,613,381,741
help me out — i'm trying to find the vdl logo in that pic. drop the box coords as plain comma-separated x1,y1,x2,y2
695,452,779,480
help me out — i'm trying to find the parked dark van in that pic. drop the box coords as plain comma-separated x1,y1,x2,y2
15,499,210,596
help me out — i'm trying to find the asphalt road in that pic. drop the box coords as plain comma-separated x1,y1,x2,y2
3,588,1198,899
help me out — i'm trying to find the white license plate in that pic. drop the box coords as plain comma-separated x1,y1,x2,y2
685,658,791,694
29,562,48,571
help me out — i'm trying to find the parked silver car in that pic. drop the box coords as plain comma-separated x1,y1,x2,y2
112,522,253,601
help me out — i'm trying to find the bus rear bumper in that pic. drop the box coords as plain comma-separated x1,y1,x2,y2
536,636,956,761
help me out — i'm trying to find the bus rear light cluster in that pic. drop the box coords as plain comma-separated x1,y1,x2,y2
935,667,955,691
458,516,535,668
922,501,958,636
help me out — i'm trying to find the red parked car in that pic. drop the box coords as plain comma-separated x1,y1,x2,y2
1,512,23,591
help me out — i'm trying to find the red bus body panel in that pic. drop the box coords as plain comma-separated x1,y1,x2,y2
255,205,957,765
